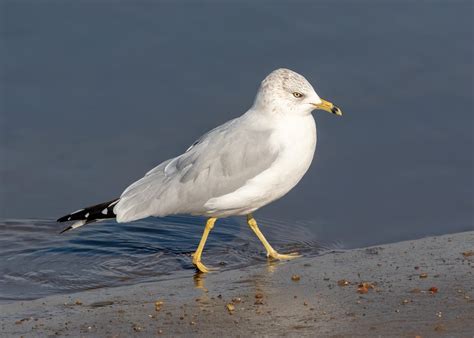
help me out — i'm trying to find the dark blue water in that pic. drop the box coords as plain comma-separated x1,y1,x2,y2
0,2,472,302
0,216,322,302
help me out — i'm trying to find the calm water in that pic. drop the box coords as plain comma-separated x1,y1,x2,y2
1,2,473,302
0,216,323,302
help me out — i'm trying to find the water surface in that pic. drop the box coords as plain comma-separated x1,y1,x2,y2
0,217,323,302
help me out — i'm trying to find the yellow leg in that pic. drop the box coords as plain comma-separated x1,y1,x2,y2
192,217,217,273
247,214,301,260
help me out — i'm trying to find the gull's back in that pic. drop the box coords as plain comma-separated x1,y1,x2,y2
114,114,280,222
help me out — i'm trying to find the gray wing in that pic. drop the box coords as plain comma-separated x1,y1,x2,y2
114,118,278,222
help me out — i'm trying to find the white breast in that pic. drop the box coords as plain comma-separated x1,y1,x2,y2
257,114,317,202
203,114,317,217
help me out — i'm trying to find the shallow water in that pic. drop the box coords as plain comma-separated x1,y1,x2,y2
0,217,325,303
1,2,473,302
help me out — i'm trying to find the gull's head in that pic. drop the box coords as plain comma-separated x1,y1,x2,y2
253,68,343,117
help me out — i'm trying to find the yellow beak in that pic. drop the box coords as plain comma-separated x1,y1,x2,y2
312,99,343,116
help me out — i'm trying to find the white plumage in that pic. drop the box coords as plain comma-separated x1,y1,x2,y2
114,68,321,222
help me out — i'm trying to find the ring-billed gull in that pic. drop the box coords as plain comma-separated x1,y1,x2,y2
58,68,343,273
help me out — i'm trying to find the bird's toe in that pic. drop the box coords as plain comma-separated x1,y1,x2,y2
193,260,213,273
268,252,302,260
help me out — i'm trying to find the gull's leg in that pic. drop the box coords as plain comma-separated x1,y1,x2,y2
192,217,217,273
247,214,301,260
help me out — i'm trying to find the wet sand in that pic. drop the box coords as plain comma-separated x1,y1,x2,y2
1,231,473,337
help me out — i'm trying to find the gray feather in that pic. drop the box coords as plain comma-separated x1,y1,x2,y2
114,118,278,222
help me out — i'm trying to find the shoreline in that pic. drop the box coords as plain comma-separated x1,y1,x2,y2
1,231,473,337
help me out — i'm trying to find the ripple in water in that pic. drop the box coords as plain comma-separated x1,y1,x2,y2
0,216,325,302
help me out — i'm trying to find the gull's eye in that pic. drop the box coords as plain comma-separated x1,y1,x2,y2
292,92,303,98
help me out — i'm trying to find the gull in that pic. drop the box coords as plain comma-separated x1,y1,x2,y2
57,68,343,273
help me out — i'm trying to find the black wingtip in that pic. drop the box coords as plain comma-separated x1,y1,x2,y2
57,215,70,223
57,198,119,224
59,225,73,234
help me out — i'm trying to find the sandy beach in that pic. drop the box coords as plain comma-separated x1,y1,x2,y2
1,231,473,337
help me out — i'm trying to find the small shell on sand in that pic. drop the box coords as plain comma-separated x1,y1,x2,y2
226,303,235,313
291,275,301,281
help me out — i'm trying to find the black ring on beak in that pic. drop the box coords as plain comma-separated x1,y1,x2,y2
331,105,342,115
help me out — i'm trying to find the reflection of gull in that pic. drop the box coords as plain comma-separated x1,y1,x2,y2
58,68,343,273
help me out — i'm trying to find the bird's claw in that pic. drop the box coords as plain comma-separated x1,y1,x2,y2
193,260,216,273
268,251,301,260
